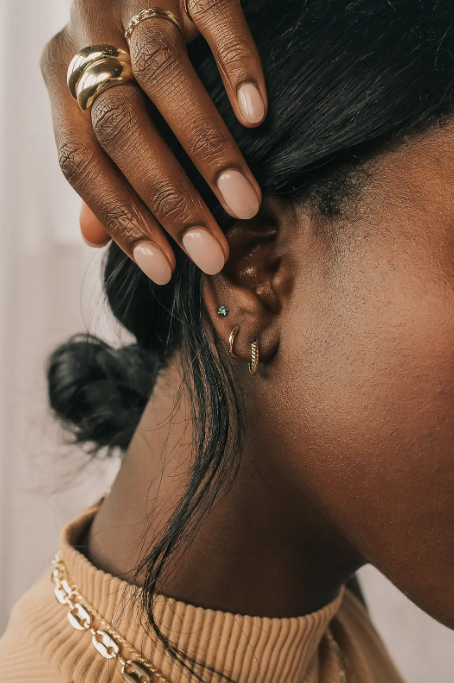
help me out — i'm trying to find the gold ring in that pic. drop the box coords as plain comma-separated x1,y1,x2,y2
228,326,240,358
125,8,185,42
67,45,134,111
183,0,192,20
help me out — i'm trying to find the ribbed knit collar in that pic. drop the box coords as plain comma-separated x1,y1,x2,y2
27,503,345,683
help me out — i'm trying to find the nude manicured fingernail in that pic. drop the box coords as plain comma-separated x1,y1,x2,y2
237,83,265,124
133,242,172,285
182,229,225,275
217,170,260,220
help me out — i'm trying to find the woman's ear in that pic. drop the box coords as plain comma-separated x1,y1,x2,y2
202,198,296,369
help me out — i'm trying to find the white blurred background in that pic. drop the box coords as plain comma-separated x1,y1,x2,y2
0,1,453,681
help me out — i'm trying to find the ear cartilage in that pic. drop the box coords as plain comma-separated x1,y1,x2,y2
218,306,229,317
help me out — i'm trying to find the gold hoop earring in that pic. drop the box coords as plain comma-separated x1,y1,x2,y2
249,340,260,375
228,326,240,358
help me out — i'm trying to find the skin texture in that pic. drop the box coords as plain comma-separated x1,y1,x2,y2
40,0,267,279
88,119,454,627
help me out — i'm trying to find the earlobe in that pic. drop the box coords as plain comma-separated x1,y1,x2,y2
202,200,294,369
203,271,273,365
225,324,260,376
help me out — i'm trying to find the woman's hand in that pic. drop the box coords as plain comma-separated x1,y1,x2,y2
41,0,266,284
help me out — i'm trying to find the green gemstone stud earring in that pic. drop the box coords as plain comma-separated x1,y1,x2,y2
218,305,229,317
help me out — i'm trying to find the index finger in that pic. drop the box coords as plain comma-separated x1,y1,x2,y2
187,0,268,127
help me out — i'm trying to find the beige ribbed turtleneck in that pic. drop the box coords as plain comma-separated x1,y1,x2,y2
0,503,405,683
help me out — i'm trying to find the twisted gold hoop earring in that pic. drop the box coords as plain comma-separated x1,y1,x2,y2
249,340,260,375
228,326,240,358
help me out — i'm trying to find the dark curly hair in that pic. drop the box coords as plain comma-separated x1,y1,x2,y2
48,1,454,679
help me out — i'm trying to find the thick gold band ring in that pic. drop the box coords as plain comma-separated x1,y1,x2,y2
67,45,134,111
125,8,185,42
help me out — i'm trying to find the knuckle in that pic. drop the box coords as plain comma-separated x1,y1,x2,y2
103,204,141,242
149,183,189,226
91,89,137,152
189,0,220,20
217,37,255,71
188,123,227,163
40,28,69,81
131,30,180,90
57,137,93,186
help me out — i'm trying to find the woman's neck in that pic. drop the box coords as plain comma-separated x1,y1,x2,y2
87,356,360,617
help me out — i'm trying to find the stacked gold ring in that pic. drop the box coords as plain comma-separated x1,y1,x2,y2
124,8,184,42
67,45,134,111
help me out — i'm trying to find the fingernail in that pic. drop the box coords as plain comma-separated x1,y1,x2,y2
182,229,225,275
133,242,172,285
217,169,260,220
237,83,265,124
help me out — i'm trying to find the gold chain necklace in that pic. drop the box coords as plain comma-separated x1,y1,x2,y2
51,553,166,683
326,627,349,683
51,553,348,682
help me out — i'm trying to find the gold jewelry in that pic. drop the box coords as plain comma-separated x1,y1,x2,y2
248,340,260,375
125,8,185,42
326,626,348,682
228,325,240,358
51,553,170,683
67,46,134,111
218,305,229,317
183,0,192,20
51,539,347,682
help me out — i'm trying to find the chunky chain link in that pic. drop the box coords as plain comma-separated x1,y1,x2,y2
51,553,171,683
326,626,349,683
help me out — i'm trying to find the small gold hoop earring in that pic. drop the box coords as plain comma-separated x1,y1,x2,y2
249,340,260,375
228,326,240,358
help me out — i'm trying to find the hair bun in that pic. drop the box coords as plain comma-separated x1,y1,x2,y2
47,334,163,455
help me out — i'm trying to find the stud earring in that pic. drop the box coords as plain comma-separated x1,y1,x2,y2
228,325,240,358
248,340,260,375
218,305,229,317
